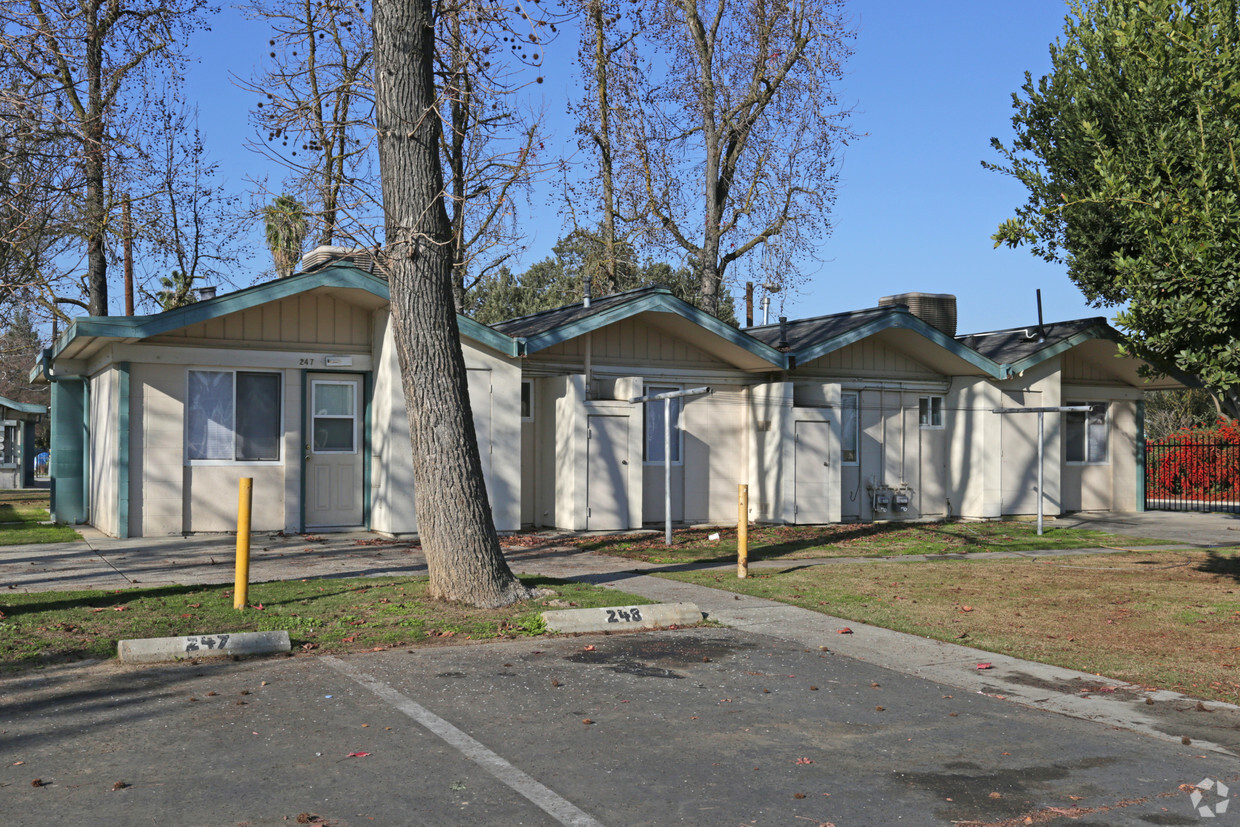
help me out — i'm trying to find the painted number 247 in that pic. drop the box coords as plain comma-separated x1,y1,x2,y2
604,607,644,623
184,634,230,652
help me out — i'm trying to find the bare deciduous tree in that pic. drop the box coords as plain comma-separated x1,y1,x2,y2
437,2,548,311
614,0,855,316
0,0,212,316
242,0,378,247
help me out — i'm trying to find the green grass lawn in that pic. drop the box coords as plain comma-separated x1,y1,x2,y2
658,549,1240,704
0,575,657,672
562,520,1167,565
0,490,80,545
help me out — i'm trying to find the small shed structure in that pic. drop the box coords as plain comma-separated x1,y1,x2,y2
0,395,44,489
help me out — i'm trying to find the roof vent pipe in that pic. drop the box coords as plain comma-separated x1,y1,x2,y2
583,273,592,308
778,315,788,349
196,286,217,301
1035,289,1046,342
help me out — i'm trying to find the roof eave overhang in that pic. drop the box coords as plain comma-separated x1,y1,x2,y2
1002,324,1115,378
791,310,1004,378
519,294,787,368
46,266,519,361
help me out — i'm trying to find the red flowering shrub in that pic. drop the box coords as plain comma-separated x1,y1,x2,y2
1146,419,1240,500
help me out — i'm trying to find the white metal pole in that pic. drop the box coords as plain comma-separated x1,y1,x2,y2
1037,410,1045,536
665,397,672,545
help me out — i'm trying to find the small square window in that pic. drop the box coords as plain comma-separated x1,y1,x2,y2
1066,401,1108,464
919,396,943,428
521,381,533,421
841,392,859,464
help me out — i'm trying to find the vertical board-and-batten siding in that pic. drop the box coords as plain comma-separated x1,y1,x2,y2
797,339,941,378
536,317,731,368
152,292,372,349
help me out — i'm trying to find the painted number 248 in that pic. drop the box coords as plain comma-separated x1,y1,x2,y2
604,607,643,623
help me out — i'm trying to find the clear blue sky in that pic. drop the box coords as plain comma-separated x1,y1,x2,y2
185,0,1087,334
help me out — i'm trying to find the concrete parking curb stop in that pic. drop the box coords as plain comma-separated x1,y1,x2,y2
117,630,291,664
542,601,701,634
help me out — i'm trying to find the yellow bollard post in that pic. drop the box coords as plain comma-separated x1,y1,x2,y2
738,484,749,579
234,477,253,610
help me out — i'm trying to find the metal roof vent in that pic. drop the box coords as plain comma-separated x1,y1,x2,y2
879,292,957,337
298,246,384,275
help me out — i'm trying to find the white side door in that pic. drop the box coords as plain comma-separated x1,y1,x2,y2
794,420,832,524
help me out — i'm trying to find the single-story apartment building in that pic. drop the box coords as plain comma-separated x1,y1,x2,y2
33,252,1185,537
0,395,45,489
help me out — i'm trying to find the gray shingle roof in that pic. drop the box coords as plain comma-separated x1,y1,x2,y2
491,285,671,338
955,318,1110,365
745,306,895,351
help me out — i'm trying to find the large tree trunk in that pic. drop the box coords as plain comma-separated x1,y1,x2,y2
588,0,617,293
371,0,530,607
85,6,108,317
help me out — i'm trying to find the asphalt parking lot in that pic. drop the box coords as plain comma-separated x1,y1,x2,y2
2,514,1239,825
3,626,1237,826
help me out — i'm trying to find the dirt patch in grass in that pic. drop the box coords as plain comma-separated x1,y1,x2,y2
660,549,1240,704
554,520,1166,565
0,575,656,672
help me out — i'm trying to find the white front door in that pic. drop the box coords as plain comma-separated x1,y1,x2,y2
306,373,363,528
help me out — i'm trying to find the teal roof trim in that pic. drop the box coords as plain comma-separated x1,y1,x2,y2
1002,324,1113,377
791,309,1005,377
49,265,519,358
519,293,787,366
458,315,520,357
0,394,45,415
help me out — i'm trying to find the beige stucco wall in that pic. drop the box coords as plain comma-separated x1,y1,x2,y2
369,310,521,535
1060,385,1142,512
127,360,293,535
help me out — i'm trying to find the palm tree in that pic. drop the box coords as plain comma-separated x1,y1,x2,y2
155,270,197,310
263,195,309,278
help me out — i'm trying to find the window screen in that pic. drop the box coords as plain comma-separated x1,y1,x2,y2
644,387,681,462
1066,402,1108,463
236,373,281,461
188,371,235,460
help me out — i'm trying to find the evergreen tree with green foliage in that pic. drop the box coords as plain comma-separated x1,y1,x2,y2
469,230,736,325
990,0,1240,416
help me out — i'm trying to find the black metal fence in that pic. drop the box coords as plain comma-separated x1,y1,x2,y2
1145,436,1240,512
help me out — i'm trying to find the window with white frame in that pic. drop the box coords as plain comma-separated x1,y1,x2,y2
1065,401,1108,463
841,392,859,464
919,396,944,428
643,386,682,463
187,370,282,462
311,380,356,453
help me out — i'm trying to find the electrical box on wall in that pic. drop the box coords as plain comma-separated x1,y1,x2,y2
893,487,911,513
